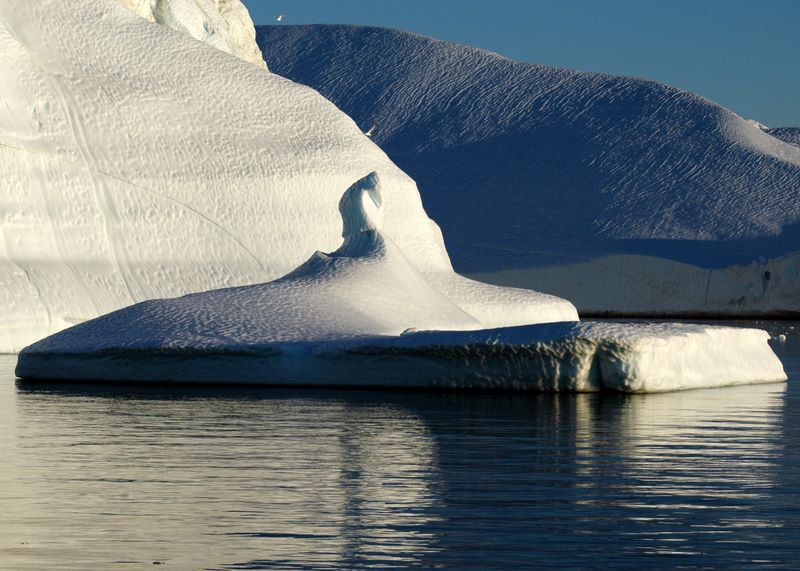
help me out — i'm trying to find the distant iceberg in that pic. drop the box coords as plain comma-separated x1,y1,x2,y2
17,174,787,393
261,24,800,317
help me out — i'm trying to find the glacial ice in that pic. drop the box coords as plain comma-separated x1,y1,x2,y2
262,25,800,317
16,174,787,393
0,0,573,352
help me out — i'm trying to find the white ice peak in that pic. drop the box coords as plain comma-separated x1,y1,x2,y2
118,0,267,69
340,172,383,237
335,172,391,258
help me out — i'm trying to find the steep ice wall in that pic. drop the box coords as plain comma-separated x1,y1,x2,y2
0,1,574,352
119,0,266,68
261,25,800,316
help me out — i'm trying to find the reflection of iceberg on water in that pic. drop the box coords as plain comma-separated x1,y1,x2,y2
613,383,786,500
9,385,444,568
16,174,787,393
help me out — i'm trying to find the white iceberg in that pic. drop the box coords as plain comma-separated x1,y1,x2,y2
0,0,572,352
16,174,787,393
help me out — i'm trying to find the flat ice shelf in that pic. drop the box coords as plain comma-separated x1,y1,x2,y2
15,321,787,393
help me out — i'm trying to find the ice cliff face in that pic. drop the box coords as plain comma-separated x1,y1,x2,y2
0,0,574,352
261,25,800,316
119,0,266,68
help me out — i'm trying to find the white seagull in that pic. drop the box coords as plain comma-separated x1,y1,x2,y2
275,14,286,22
364,125,376,138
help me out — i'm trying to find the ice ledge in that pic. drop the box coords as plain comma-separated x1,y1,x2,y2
16,322,787,393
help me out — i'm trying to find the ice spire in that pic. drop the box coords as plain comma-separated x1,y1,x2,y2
338,172,384,253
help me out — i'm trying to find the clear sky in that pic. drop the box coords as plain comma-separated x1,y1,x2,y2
243,0,799,128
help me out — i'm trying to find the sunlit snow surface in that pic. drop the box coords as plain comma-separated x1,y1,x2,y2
261,25,800,317
17,175,786,393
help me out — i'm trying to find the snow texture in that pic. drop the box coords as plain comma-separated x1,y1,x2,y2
119,0,266,68
261,25,800,316
769,128,800,147
0,1,576,353
16,173,787,392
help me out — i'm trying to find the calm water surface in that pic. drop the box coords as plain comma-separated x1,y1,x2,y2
2,321,800,570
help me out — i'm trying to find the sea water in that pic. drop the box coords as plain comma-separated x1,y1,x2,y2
1,321,799,569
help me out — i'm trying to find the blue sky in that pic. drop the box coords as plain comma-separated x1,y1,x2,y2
243,0,799,127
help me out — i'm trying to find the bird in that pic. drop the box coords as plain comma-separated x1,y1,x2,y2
364,125,376,138
275,14,286,22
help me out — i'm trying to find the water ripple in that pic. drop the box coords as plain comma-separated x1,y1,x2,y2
1,320,799,569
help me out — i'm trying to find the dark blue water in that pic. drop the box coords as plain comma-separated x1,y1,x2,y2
2,321,799,569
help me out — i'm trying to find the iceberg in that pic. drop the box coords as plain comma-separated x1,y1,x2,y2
0,0,572,353
5,4,787,392
16,174,787,393
261,25,800,317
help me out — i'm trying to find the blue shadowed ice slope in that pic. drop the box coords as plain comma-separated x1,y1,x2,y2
259,25,800,274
